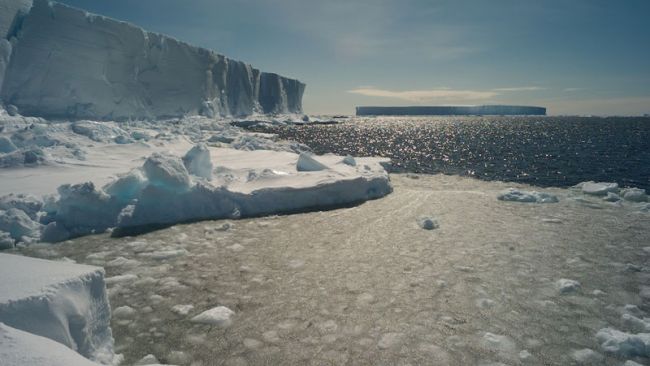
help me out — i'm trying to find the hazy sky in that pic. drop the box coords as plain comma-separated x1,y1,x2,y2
59,0,650,116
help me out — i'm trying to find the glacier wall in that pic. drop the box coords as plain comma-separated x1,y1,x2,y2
0,0,305,119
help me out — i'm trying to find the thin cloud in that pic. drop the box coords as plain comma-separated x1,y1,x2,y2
563,87,584,92
347,88,498,102
493,86,545,92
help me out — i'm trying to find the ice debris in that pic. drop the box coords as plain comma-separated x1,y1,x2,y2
571,348,603,364
182,143,213,180
296,152,329,171
581,181,619,196
621,188,647,202
418,216,440,230
190,306,235,328
556,279,581,294
497,189,558,203
595,327,650,357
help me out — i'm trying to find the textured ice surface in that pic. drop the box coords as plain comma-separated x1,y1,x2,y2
16,174,649,365
0,322,102,366
0,253,119,364
0,0,304,119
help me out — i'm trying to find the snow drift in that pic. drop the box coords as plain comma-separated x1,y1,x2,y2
0,0,305,119
0,253,119,364
0,323,104,366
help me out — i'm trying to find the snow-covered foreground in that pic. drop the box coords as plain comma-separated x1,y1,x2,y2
13,174,650,365
0,254,119,365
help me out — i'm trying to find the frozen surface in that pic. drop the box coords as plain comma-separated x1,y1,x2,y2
16,174,650,365
0,253,119,364
0,0,304,119
0,322,102,366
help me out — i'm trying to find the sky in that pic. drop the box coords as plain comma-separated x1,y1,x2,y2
59,0,650,116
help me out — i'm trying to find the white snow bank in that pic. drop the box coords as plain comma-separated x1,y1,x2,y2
0,254,119,364
0,322,103,366
595,327,650,357
497,188,558,203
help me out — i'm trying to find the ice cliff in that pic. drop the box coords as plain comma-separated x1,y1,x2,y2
0,0,305,120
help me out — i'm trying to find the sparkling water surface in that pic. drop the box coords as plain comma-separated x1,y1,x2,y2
250,116,650,190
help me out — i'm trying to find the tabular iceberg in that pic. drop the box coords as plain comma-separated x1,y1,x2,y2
0,0,305,120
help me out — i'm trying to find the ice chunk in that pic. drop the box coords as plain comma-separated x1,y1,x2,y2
624,361,644,366
556,279,581,294
0,136,17,153
134,354,161,365
190,306,235,328
0,323,103,366
296,152,329,172
581,181,619,196
182,144,213,180
112,306,136,319
171,304,194,316
0,193,43,220
0,231,15,249
0,254,119,364
143,153,191,192
0,208,41,242
480,332,517,358
571,348,603,364
46,182,124,241
595,327,650,357
71,121,128,143
103,169,148,204
342,155,357,166
621,188,647,202
418,216,440,230
497,189,558,203
603,192,622,202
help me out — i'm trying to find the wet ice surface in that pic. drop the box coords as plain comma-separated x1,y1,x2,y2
16,174,650,365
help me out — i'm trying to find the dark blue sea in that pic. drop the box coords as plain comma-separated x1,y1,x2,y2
250,116,650,191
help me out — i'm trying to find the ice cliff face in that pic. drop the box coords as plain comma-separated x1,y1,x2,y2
0,0,305,119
